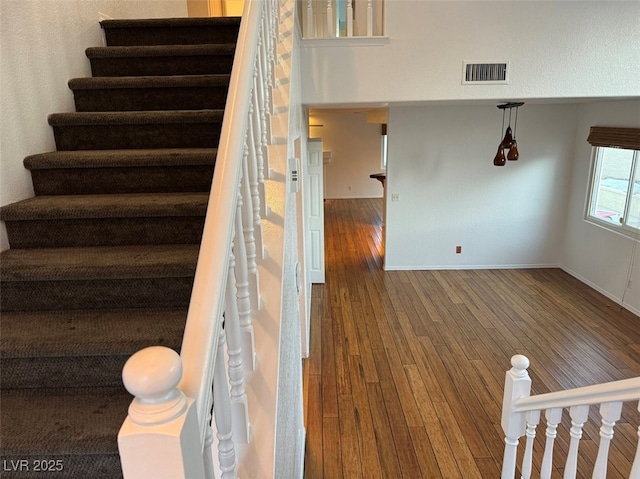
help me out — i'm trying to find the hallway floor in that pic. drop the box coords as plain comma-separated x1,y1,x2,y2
303,198,640,478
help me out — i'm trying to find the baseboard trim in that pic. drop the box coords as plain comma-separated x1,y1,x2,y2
383,263,561,271
561,266,640,318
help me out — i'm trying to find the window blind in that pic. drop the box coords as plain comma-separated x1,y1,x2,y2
587,127,640,150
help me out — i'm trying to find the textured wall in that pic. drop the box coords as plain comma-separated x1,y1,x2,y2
562,100,640,316
384,102,577,270
0,0,188,250
301,1,640,105
309,110,385,199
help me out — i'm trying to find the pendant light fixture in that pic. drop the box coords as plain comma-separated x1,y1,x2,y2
493,102,524,166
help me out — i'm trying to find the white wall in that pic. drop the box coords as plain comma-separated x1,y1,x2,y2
384,103,577,270
301,1,640,106
0,0,188,250
561,100,640,316
309,110,384,199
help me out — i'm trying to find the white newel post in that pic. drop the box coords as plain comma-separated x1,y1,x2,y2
501,355,531,479
119,346,204,479
346,0,353,36
366,0,373,36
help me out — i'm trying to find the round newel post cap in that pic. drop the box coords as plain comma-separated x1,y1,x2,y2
510,354,530,374
123,346,183,403
122,346,187,426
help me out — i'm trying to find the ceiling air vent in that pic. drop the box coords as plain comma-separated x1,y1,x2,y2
462,62,509,84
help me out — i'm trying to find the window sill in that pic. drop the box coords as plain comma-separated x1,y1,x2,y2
585,217,640,241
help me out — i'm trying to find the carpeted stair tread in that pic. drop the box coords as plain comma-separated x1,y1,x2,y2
48,109,224,126
0,244,199,282
1,387,130,457
101,16,241,47
69,75,231,112
86,43,236,59
69,74,230,90
24,148,216,169
101,16,241,29
0,192,208,221
0,308,185,358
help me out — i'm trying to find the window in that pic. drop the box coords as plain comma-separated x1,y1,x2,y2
586,127,640,235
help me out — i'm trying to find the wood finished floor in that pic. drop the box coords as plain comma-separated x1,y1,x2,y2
302,198,640,479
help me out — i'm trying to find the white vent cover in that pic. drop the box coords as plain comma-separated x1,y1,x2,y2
462,62,509,84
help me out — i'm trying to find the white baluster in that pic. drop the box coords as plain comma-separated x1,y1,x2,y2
246,116,264,260
592,401,623,479
630,401,640,479
249,89,267,219
253,42,271,154
564,405,589,479
235,188,256,372
259,14,272,117
521,409,540,479
346,0,353,36
269,0,278,87
366,0,373,36
306,0,314,38
501,355,532,479
326,0,334,37
242,143,261,310
203,414,215,478
225,248,250,443
119,347,205,478
541,407,562,479
213,328,237,479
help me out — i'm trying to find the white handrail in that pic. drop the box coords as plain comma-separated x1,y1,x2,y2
514,377,640,413
178,0,263,444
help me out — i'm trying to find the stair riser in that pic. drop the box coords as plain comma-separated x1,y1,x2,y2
73,86,229,112
52,123,221,150
1,278,194,311
90,55,234,77
30,166,214,195
103,25,240,46
4,217,205,248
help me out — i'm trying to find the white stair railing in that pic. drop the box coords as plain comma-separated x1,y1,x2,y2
501,355,640,479
118,1,279,477
302,0,383,38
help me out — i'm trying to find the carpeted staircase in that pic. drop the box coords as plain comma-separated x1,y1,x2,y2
0,17,240,478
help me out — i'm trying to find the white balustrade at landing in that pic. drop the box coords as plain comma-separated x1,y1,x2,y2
301,0,384,38
501,355,640,479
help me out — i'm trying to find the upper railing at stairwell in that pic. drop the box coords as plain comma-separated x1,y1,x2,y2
501,355,640,479
117,1,278,477
300,0,384,38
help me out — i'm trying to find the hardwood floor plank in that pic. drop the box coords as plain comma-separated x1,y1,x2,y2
303,198,640,479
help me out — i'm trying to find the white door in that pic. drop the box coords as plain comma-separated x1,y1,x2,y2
305,139,325,284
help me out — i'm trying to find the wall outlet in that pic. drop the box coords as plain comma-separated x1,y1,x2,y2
456,246,462,254
391,194,399,202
